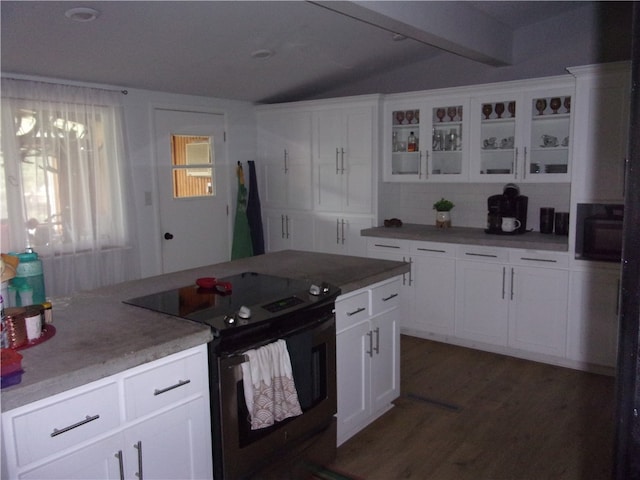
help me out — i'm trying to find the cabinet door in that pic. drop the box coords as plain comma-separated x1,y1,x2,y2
455,260,509,346
264,211,289,252
567,267,620,366
370,310,400,413
425,99,469,181
258,110,312,210
264,211,315,253
411,247,456,336
336,321,371,444
509,266,569,356
386,102,427,181
19,435,123,480
470,93,523,181
124,397,212,480
314,215,371,256
571,65,630,202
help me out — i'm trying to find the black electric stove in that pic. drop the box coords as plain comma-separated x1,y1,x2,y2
124,271,340,341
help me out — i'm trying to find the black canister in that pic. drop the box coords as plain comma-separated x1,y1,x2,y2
540,207,555,234
554,212,570,236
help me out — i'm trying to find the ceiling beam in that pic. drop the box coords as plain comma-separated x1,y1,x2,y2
312,1,513,66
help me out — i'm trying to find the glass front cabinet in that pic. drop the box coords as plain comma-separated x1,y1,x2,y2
384,97,469,182
384,79,574,184
469,86,573,183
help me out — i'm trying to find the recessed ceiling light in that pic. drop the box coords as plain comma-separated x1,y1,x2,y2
65,7,100,22
251,49,274,59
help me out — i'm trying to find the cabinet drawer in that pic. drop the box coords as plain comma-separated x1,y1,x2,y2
336,290,370,332
123,347,206,421
509,250,569,268
370,277,401,316
9,382,119,467
367,237,409,253
411,241,456,257
457,245,508,263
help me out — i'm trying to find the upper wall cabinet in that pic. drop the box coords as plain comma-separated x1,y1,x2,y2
568,62,631,203
383,76,575,184
257,109,313,210
313,102,377,214
384,97,469,182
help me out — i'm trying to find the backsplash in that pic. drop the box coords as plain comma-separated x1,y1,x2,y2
377,182,571,232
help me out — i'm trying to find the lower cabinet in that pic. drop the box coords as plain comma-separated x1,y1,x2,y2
336,277,400,445
314,215,372,256
264,210,315,252
2,345,213,480
567,265,621,367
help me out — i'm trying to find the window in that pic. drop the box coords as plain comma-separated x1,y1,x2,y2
1,79,138,296
171,135,215,197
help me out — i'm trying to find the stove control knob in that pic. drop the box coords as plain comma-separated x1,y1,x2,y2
309,284,321,296
223,315,236,326
238,306,251,319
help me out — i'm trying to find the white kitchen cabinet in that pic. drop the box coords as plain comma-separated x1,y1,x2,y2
257,109,313,210
469,83,573,183
2,345,213,480
313,103,376,214
567,265,621,367
455,246,569,355
568,62,631,202
264,209,315,253
384,96,469,182
314,214,372,256
336,277,400,445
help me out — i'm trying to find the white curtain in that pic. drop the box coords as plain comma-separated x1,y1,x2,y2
1,78,140,297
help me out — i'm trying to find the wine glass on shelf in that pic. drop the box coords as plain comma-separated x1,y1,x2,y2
457,106,463,121
395,111,405,125
563,97,571,113
508,101,516,118
405,110,414,125
494,102,505,119
482,104,493,120
436,108,446,123
414,110,420,124
550,97,561,114
447,106,457,121
535,99,547,115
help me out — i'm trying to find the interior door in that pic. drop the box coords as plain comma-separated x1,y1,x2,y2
154,108,229,274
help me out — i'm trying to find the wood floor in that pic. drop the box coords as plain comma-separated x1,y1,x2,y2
330,335,616,480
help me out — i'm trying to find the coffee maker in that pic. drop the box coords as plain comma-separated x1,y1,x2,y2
486,183,528,235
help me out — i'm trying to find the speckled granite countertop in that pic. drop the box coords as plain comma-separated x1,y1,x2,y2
362,223,569,252
1,250,407,412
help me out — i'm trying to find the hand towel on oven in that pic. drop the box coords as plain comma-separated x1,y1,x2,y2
241,339,303,430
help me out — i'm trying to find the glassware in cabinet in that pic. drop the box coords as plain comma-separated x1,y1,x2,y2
430,103,464,177
527,95,571,176
391,108,421,175
478,99,518,177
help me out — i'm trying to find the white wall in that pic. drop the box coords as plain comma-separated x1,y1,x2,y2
121,89,256,278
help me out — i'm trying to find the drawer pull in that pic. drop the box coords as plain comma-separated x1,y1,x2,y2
50,414,100,437
347,307,366,316
154,379,191,396
115,450,125,480
519,257,557,263
374,243,400,249
382,293,398,302
373,327,380,354
417,248,446,253
465,252,498,258
134,440,144,479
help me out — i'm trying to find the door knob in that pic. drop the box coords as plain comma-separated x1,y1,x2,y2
164,232,174,240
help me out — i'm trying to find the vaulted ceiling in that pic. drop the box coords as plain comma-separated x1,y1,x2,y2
0,1,627,104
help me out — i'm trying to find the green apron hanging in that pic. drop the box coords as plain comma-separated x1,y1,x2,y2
231,162,253,259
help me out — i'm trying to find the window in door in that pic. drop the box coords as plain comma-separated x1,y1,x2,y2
170,135,214,198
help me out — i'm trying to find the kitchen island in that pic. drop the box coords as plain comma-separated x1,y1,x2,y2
1,250,408,412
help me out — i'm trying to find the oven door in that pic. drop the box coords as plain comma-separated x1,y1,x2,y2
215,316,336,480
583,217,623,262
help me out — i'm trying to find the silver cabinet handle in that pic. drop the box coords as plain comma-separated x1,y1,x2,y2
134,441,143,480
347,307,366,316
283,149,288,174
366,330,373,358
281,215,285,239
285,215,290,239
382,293,398,302
51,414,100,437
417,247,447,253
501,267,506,300
341,218,345,244
465,252,498,258
374,243,400,249
510,267,515,301
335,148,340,174
336,218,340,244
373,327,380,354
519,257,557,263
115,450,125,480
154,379,191,396
340,147,345,174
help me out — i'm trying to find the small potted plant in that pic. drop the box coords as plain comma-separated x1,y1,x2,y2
433,198,454,228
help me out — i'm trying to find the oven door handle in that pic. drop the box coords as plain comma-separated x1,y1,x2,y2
221,354,250,368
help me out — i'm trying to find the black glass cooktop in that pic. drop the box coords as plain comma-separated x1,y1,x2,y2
124,272,338,333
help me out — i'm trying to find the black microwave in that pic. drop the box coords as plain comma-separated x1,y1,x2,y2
575,203,624,262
